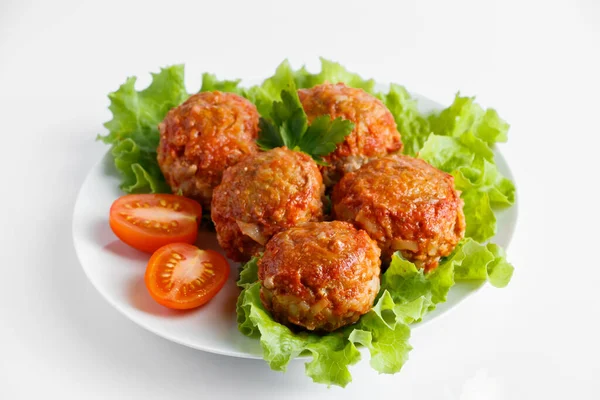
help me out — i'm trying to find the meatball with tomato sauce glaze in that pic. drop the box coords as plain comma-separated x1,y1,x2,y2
332,155,465,271
298,83,402,186
157,91,259,210
211,147,324,262
258,221,381,332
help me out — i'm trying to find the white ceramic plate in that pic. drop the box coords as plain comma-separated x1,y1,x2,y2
72,92,517,359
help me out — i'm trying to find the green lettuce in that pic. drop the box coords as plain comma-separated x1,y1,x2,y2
98,65,188,193
241,60,298,118
236,259,364,386
428,93,509,146
420,94,514,242
454,240,514,288
418,131,515,242
376,84,431,156
236,273,408,387
294,58,376,93
200,73,242,93
235,237,513,387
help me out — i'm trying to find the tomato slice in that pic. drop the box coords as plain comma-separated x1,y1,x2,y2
109,194,202,253
145,243,230,309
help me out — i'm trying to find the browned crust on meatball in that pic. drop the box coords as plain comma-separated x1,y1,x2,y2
298,83,402,186
332,155,466,271
258,221,381,332
211,147,324,262
157,91,259,209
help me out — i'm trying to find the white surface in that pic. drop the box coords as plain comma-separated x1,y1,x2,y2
72,93,517,359
1,0,599,399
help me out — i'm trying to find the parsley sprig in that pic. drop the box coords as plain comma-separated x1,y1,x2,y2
257,81,354,164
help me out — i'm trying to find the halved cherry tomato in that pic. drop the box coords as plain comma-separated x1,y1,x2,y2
145,243,230,309
109,194,202,253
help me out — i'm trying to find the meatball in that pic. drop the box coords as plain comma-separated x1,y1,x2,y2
157,91,259,209
211,147,324,262
258,221,381,332
332,155,465,271
298,83,402,186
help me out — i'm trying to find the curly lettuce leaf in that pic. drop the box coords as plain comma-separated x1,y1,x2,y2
347,294,412,374
419,132,515,242
453,157,516,208
303,335,362,387
109,138,171,193
236,257,261,337
98,65,189,193
428,93,509,145
485,244,514,288
236,281,362,387
381,238,512,314
238,256,260,288
242,60,297,117
200,73,242,93
380,249,460,320
418,132,493,170
376,84,431,156
453,240,514,288
461,191,497,241
236,258,410,387
294,58,376,93
235,240,512,386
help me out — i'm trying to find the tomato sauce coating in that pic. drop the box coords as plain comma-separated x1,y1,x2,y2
211,147,324,262
157,91,259,210
258,221,381,332
298,83,402,186
332,155,465,271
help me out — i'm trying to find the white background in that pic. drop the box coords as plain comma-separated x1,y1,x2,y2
1,0,599,398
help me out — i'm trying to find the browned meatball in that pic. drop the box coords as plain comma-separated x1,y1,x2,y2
258,221,381,332
211,147,324,262
332,155,465,271
298,83,402,186
157,91,259,210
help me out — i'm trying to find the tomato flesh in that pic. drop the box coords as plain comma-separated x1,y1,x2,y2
145,243,230,310
109,194,202,253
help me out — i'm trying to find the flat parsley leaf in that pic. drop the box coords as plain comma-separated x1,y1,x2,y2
256,118,284,150
258,83,353,162
298,116,355,159
271,90,308,148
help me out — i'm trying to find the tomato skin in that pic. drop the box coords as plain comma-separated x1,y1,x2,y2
145,243,230,310
109,194,202,253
